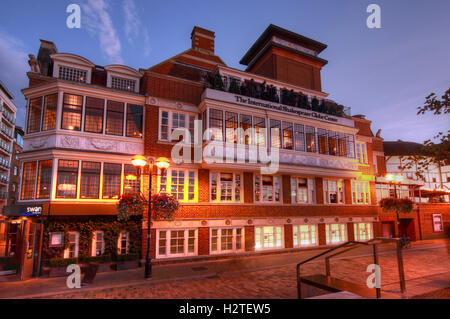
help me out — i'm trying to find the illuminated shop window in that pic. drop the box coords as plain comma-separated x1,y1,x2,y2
351,181,370,204
158,168,197,202
293,225,317,247
210,228,244,254
157,229,197,258
291,177,316,204
255,226,283,250
323,179,345,204
326,223,347,244
210,172,241,202
354,222,373,241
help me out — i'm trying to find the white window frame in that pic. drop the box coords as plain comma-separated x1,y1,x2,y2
325,223,348,244
254,226,284,250
291,177,316,204
210,171,243,203
293,225,318,247
158,109,196,143
157,168,198,203
156,229,197,258
210,227,244,254
354,222,373,241
49,232,64,247
92,231,105,257
117,231,129,255
356,142,368,164
323,179,345,204
64,231,79,259
351,181,371,205
254,175,282,203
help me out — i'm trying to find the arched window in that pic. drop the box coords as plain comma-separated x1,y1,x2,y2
92,231,105,256
64,232,79,259
117,231,129,255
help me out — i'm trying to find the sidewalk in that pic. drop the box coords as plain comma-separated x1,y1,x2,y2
0,238,448,299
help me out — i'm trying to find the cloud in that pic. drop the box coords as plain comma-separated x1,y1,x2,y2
123,0,151,56
82,0,124,64
0,30,29,127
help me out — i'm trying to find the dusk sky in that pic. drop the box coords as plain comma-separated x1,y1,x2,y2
0,0,448,143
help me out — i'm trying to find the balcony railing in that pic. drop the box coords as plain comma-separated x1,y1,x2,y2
0,124,14,139
2,110,15,125
207,74,351,117
0,157,10,169
0,175,8,184
0,140,12,154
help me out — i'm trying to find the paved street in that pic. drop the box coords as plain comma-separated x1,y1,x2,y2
0,239,448,299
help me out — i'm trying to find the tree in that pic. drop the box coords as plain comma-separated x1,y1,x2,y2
398,88,450,185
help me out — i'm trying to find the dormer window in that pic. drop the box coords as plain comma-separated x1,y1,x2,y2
58,66,87,83
111,76,136,92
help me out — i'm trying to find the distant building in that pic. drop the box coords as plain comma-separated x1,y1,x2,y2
8,126,24,205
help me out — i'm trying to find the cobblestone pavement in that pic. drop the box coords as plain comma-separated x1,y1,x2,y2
44,246,450,299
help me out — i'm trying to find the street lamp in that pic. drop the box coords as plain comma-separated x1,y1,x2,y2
385,174,404,237
131,155,170,278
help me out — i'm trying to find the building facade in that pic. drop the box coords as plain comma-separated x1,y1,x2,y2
7,126,24,206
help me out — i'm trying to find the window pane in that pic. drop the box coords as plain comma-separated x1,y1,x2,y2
27,97,42,133
126,104,143,138
220,173,233,201
318,129,328,155
209,109,223,141
111,77,135,92
282,122,293,150
225,112,238,143
294,124,305,152
338,133,347,157
123,164,140,193
328,131,337,156
42,94,57,131
59,66,87,83
37,160,52,199
254,116,266,146
240,114,252,145
305,126,316,152
56,160,79,198
21,162,37,200
106,100,124,136
80,161,101,199
84,97,104,133
102,163,122,199
270,119,281,148
61,94,82,131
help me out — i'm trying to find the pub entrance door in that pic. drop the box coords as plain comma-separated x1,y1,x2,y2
0,220,22,276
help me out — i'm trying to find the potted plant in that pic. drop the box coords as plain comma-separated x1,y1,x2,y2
117,192,147,221
151,193,180,220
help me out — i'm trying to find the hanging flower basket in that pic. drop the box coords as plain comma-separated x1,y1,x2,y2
151,193,180,220
379,198,413,213
117,192,147,221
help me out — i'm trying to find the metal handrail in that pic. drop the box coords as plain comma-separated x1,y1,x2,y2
296,237,406,299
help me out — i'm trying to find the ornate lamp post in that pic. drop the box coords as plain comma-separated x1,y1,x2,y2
131,155,170,278
385,174,404,237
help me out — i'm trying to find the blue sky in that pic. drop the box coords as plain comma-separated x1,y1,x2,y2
0,0,449,143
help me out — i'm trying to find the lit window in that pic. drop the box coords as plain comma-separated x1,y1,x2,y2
49,232,64,247
270,119,281,148
255,226,283,250
253,116,266,146
64,232,79,258
158,110,195,142
157,229,197,258
282,122,293,150
42,94,57,131
158,168,197,202
328,131,338,156
210,172,241,202
326,223,347,244
318,129,328,155
102,163,122,199
305,126,316,153
80,161,101,199
27,97,42,133
61,94,82,131
323,179,345,204
293,225,317,247
239,114,252,145
338,133,347,157
56,160,79,199
354,223,373,241
294,124,305,152
21,162,37,200
92,231,105,256
84,97,104,133
356,142,368,164
58,66,87,83
208,109,224,141
118,232,129,255
254,175,281,203
291,177,315,204
111,76,136,92
210,228,244,253
37,160,52,199
123,164,140,194
351,181,371,204
105,100,124,136
126,104,143,138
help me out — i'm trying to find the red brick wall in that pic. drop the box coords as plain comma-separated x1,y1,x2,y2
244,172,254,203
347,222,355,241
198,227,210,255
373,221,382,238
344,179,352,204
245,226,255,251
418,204,450,239
318,223,326,245
315,177,324,204
198,169,210,202
284,224,293,248
282,175,291,204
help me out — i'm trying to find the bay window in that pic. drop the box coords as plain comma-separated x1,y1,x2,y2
126,104,143,138
27,97,42,133
225,112,238,143
328,130,338,156
326,223,347,244
84,97,104,133
254,175,281,203
61,94,82,131
56,160,79,199
254,116,266,146
318,129,328,154
354,222,373,241
42,94,57,131
294,124,305,152
210,172,241,202
255,226,283,250
105,100,124,136
210,228,244,253
21,162,37,200
157,229,197,258
290,177,315,204
293,225,317,247
102,163,122,199
351,181,370,204
36,160,52,199
240,114,252,145
158,168,197,202
80,161,101,199
208,108,224,141
270,119,281,148
323,179,345,204
305,126,316,153
282,122,293,150
356,142,368,164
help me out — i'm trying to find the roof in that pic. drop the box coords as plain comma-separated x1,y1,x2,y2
0,79,14,100
240,24,328,66
383,140,426,156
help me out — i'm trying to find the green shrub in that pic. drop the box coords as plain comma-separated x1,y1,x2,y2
114,253,140,262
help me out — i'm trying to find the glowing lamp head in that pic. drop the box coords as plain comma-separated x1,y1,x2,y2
394,175,404,183
385,174,395,182
155,157,170,170
131,155,147,167
126,173,137,181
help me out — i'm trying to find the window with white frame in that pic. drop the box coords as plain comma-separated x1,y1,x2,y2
58,66,87,83
323,179,345,204
210,228,244,253
117,231,129,255
159,110,196,143
254,175,281,203
293,225,317,247
64,232,79,259
158,168,197,202
49,232,64,247
111,76,136,92
255,226,283,250
291,177,315,204
351,181,371,204
356,142,368,164
210,172,242,202
326,224,347,244
157,229,197,258
92,231,105,256
354,222,373,241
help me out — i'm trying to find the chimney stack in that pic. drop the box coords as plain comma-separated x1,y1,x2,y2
37,39,57,76
191,26,215,54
